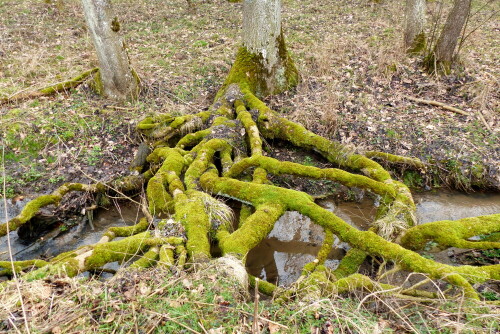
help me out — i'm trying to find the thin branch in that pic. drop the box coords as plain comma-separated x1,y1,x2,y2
404,95,470,116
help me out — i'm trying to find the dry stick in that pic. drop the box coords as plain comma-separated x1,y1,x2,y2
2,145,31,334
475,110,493,133
404,95,470,116
252,278,260,334
144,309,201,334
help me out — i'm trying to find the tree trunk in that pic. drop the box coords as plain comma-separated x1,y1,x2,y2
230,0,297,97
81,0,139,100
426,0,471,73
404,0,426,53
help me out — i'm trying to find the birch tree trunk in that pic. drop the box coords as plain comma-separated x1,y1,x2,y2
238,0,298,97
426,0,471,73
81,0,139,100
404,0,426,53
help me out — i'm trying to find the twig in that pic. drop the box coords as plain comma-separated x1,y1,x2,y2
252,278,260,334
144,309,201,334
404,95,470,116
475,110,493,133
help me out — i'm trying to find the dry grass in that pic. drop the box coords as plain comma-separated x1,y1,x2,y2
1,265,498,333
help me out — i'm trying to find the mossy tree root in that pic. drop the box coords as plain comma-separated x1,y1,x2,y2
0,183,99,237
0,218,186,280
2,45,499,303
400,214,500,250
0,68,98,105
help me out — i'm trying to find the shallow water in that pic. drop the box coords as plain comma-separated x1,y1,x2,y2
1,192,499,284
0,201,143,261
246,192,500,286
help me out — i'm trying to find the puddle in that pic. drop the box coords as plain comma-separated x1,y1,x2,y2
247,192,500,286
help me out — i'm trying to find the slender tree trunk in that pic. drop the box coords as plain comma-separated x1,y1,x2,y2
427,0,471,73
81,0,139,100
404,0,426,53
237,0,297,97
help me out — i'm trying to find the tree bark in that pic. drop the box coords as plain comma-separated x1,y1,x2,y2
428,0,471,73
404,0,426,53
238,0,297,97
81,0,139,100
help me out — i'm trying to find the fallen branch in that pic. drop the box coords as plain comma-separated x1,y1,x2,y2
404,95,470,116
0,68,98,106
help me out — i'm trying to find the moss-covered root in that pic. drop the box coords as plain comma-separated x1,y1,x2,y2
0,68,98,105
102,217,150,241
146,148,186,215
242,88,418,233
226,155,397,199
333,248,367,279
130,246,159,269
234,99,262,156
174,191,211,262
217,201,285,257
159,244,175,267
365,151,425,169
200,173,494,298
0,183,98,237
0,260,49,276
249,275,277,296
400,214,500,250
137,110,212,140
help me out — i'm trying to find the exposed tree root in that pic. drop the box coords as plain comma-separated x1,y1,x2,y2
1,50,499,304
0,68,98,106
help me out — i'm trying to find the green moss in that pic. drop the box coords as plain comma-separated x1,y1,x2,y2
216,31,298,100
0,259,49,275
37,68,98,95
159,244,175,267
333,249,367,279
175,245,187,267
105,218,150,239
406,32,426,55
174,191,211,261
401,214,500,250
130,246,159,269
218,202,285,257
249,276,276,296
84,232,152,269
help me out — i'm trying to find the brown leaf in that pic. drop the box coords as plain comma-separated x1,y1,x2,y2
269,323,282,334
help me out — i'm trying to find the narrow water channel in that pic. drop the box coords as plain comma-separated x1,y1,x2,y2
1,192,499,285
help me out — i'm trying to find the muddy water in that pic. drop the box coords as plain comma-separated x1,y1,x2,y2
246,192,500,286
1,192,499,284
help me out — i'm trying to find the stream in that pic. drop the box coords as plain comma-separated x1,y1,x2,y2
1,192,499,285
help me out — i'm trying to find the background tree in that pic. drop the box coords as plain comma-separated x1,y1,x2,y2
404,0,426,53
424,0,472,73
81,0,140,100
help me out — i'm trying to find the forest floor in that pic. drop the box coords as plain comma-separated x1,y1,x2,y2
0,0,499,333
